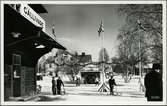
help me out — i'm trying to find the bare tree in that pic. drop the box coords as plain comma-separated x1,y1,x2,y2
117,4,162,64
99,48,110,62
98,47,111,79
113,4,162,82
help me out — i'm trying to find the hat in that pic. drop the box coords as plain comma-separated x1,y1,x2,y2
153,63,162,70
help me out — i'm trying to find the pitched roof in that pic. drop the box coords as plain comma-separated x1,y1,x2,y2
78,55,92,63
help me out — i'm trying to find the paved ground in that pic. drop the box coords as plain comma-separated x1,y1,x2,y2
25,75,154,105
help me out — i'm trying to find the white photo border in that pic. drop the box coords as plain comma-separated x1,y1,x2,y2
1,0,166,105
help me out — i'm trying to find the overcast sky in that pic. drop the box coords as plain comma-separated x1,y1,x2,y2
40,4,125,61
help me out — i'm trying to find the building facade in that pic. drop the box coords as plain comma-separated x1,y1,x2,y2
4,4,66,100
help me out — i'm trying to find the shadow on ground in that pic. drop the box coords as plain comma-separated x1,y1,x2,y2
36,95,66,101
65,90,144,98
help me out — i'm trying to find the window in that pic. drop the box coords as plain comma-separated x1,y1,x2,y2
12,54,21,65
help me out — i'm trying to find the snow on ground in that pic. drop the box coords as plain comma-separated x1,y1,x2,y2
34,75,164,105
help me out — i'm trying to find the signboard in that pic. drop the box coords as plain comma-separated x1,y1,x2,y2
12,54,21,65
19,4,45,31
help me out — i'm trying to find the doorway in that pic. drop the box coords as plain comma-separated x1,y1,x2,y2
81,72,100,84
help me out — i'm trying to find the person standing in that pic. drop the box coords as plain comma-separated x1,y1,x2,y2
144,63,162,101
52,77,56,95
95,77,100,86
57,76,64,95
108,75,117,95
75,74,80,86
83,77,87,86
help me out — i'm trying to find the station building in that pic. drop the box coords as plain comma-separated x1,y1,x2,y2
4,4,66,100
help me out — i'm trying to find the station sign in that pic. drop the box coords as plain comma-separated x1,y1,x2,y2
19,4,45,31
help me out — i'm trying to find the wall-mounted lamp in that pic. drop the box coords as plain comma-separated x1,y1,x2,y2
11,32,21,38
36,45,45,48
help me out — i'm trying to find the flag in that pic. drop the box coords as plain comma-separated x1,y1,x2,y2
98,20,104,36
52,24,56,37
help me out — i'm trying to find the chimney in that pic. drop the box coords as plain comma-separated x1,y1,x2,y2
82,52,85,56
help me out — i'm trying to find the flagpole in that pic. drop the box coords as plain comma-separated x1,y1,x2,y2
97,20,109,92
99,19,104,85
101,29,104,85
99,25,105,92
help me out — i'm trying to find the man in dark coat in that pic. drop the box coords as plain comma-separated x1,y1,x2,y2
57,76,64,95
144,63,162,101
109,75,117,95
52,77,56,95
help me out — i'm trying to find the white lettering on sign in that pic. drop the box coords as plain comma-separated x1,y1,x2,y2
20,4,45,31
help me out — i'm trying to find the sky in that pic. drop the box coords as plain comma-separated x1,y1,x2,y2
39,4,125,61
